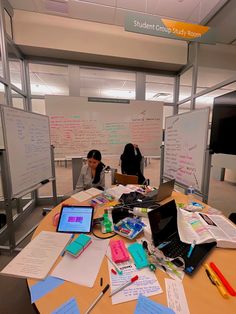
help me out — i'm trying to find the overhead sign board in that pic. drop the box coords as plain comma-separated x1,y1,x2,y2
125,13,215,43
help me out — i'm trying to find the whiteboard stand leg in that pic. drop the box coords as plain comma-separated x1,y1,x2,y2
202,148,212,204
51,146,58,206
160,144,164,185
0,150,16,252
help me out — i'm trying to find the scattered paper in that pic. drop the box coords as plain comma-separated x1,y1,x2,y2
165,278,190,314
52,237,109,287
108,260,162,305
30,276,64,303
106,185,133,200
71,191,91,202
51,298,80,314
134,294,175,314
1,231,71,280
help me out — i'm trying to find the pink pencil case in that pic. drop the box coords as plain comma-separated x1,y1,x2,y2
110,239,130,263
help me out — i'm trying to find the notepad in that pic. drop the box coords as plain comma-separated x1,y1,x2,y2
66,234,92,257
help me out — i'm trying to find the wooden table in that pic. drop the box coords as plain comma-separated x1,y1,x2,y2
28,192,236,314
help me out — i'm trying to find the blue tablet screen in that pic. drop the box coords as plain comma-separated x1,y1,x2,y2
57,206,94,233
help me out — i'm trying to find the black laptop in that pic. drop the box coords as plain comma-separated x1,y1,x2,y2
147,179,175,202
148,199,216,275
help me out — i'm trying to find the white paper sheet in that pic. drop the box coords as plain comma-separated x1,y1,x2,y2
1,231,71,280
165,278,190,314
52,237,109,287
108,260,163,305
71,191,91,202
85,187,102,197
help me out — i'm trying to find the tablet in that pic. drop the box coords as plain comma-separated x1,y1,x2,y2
56,205,94,233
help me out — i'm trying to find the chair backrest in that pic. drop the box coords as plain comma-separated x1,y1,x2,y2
114,172,138,185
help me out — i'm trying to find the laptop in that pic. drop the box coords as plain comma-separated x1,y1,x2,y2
147,179,175,202
148,199,216,275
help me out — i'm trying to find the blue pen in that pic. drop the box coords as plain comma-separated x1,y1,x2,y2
187,240,196,258
61,234,75,257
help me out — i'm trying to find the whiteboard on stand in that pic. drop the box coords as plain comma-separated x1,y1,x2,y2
163,108,210,192
45,96,163,157
1,106,52,198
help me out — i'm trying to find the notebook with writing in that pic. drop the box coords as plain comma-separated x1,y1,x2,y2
148,200,216,275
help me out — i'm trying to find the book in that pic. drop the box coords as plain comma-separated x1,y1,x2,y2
177,208,236,248
71,188,102,202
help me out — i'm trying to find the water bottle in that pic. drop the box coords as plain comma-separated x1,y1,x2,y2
104,169,112,190
187,186,195,204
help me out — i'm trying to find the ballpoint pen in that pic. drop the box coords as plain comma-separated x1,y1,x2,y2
106,254,123,275
61,234,74,257
204,263,229,298
187,239,196,258
85,284,110,314
109,275,139,297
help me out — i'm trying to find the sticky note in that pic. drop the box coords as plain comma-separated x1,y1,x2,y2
30,276,64,303
134,294,175,314
51,298,80,314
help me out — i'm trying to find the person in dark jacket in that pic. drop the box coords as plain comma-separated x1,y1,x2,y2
120,143,146,184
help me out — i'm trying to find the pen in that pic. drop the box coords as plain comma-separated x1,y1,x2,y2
109,275,138,297
106,254,123,275
210,262,236,296
85,284,110,314
204,264,229,298
61,234,75,257
187,240,196,258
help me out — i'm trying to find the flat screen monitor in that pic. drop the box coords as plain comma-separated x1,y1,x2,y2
210,93,236,155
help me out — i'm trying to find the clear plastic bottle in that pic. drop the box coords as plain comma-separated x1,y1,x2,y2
187,186,195,205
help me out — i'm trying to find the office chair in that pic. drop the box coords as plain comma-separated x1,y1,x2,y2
114,172,138,185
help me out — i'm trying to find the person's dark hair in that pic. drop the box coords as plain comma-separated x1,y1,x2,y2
87,149,105,184
121,143,135,160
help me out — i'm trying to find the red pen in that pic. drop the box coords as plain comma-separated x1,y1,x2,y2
109,275,139,297
210,262,236,296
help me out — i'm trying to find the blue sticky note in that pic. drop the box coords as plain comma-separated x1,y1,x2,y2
30,276,64,303
51,298,80,314
134,294,175,314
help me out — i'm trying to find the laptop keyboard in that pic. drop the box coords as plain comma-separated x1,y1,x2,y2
161,236,189,258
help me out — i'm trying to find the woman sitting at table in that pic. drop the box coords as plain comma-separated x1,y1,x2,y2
76,149,105,192
120,143,146,184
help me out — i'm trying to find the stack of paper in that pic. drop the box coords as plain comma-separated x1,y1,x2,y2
71,187,102,202
1,231,71,280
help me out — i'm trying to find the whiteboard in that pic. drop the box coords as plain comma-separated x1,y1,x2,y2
45,96,163,157
163,108,210,192
1,106,52,197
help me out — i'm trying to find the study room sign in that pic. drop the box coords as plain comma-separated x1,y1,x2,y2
125,13,215,43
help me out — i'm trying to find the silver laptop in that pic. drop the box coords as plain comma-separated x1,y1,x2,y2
147,179,175,202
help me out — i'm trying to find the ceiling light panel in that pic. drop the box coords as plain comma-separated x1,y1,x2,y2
69,1,115,24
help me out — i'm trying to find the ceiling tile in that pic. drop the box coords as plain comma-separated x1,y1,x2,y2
114,8,134,26
155,0,200,21
146,0,159,14
69,1,115,24
76,0,116,6
186,3,200,23
8,0,37,11
117,0,146,12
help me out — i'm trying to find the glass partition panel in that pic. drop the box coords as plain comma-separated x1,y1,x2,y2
31,98,46,115
197,66,236,91
12,90,25,109
0,45,3,78
178,101,191,114
146,75,174,102
179,67,193,101
80,67,135,99
0,83,6,105
8,44,22,90
4,9,13,39
29,63,69,96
